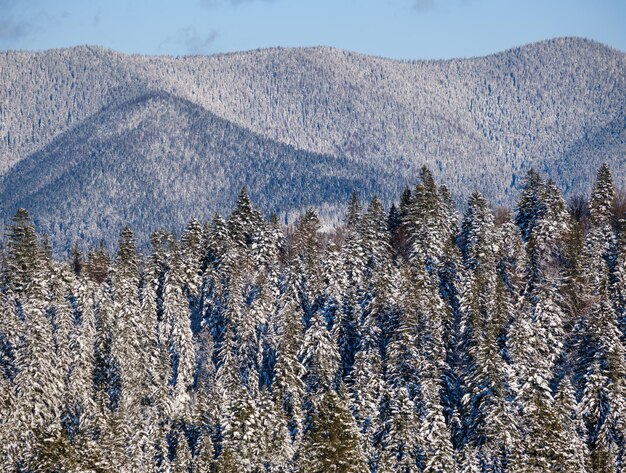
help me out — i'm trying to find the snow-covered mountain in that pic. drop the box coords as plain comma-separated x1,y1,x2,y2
0,37,624,250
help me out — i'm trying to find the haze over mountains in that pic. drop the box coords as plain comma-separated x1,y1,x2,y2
0,37,624,250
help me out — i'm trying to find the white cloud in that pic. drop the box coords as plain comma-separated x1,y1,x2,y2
161,26,218,55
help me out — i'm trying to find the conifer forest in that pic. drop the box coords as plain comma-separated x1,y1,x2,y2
0,163,625,473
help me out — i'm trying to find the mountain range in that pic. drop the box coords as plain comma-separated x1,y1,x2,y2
0,37,624,251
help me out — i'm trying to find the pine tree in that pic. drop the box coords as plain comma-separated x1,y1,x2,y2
579,168,626,471
164,244,197,421
580,296,626,471
109,226,145,459
257,388,294,471
84,240,111,285
589,163,615,228
420,357,456,473
508,282,567,472
515,169,545,242
273,271,306,442
193,431,214,472
405,166,449,270
228,186,263,251
457,192,500,451
298,388,367,473
216,387,269,472
295,209,325,315
12,239,64,466
300,310,339,395
553,377,590,472
459,192,497,271
581,356,621,472
346,190,362,229
614,219,626,339
384,386,421,472
456,445,480,473
181,218,205,298
525,180,569,292
173,430,193,473
70,242,84,276
387,266,422,395
5,208,38,297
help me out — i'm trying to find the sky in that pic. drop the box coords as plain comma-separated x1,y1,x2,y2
0,0,625,60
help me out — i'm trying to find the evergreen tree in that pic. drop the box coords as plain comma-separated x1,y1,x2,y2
109,226,145,459
614,219,626,339
12,238,64,466
515,169,545,242
273,271,306,442
181,218,205,298
300,310,340,395
228,186,263,251
295,209,325,315
509,282,567,471
173,430,193,473
589,163,615,228
216,387,279,472
193,431,215,472
553,377,590,472
384,386,422,472
346,190,362,229
298,388,367,473
405,166,449,270
5,208,38,297
164,244,197,420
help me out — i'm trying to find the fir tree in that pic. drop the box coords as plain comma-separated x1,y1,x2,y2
384,386,422,472
589,163,615,228
515,169,545,242
273,271,306,442
298,388,367,473
5,208,38,297
300,310,340,395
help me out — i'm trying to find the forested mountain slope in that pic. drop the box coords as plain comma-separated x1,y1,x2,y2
0,37,624,248
0,92,406,250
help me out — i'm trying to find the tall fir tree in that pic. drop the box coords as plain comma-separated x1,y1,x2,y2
298,387,367,473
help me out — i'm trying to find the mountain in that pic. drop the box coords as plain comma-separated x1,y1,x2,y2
0,37,624,250
0,92,405,249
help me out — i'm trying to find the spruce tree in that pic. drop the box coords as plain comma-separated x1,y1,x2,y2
1,163,622,472
5,208,38,297
164,244,196,421
173,430,193,473
298,388,367,473
384,386,422,472
300,310,339,395
273,271,306,442
553,377,590,472
515,169,545,242
589,163,615,228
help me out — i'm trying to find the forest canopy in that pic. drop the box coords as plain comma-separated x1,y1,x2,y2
0,164,624,472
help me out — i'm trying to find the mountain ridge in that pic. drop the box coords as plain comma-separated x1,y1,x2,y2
0,37,624,250
3,36,621,63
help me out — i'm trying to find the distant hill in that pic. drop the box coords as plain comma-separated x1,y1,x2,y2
0,37,624,250
0,92,404,250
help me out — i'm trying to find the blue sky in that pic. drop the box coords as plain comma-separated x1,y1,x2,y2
1,0,624,59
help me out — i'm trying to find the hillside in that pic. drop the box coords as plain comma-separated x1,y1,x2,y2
0,37,624,249
0,92,406,250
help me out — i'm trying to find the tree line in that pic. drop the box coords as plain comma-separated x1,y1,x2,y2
0,164,624,472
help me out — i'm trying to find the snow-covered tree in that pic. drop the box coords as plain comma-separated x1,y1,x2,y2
298,388,367,473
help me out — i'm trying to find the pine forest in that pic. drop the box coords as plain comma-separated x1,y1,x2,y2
0,163,625,473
